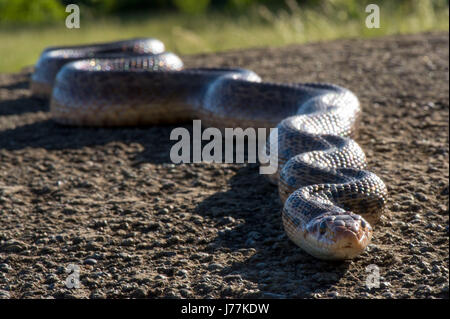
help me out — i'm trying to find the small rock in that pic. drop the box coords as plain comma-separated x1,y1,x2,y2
416,285,432,295
90,291,106,299
40,246,56,255
45,274,59,284
431,265,441,273
155,274,167,281
85,241,101,251
62,207,78,215
440,284,449,294
179,288,192,298
176,269,189,277
72,236,85,244
207,263,223,271
0,263,12,273
84,258,98,265
121,238,135,246
55,266,65,274
419,246,435,253
94,220,108,228
380,281,392,289
0,240,28,252
414,193,428,202
167,236,181,245
131,288,147,298
219,216,235,225
160,183,175,191
327,291,339,298
382,291,393,298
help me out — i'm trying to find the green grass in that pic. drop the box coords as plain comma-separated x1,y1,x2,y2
0,1,448,72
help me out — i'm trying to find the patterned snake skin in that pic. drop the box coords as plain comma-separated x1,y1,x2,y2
31,38,388,260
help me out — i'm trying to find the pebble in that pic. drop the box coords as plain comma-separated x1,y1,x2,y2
131,288,147,298
414,192,428,202
440,284,449,294
121,238,135,246
190,252,212,262
380,281,391,289
207,263,224,271
45,274,59,284
85,241,101,251
158,208,170,214
62,208,77,215
55,266,65,274
94,220,108,228
0,240,27,252
419,246,435,253
416,285,432,295
55,235,66,242
167,236,181,245
84,258,98,265
327,291,339,298
0,263,12,273
434,276,447,284
176,269,189,277
179,288,192,298
219,216,235,225
160,182,175,191
155,274,168,281
72,236,85,244
90,291,106,299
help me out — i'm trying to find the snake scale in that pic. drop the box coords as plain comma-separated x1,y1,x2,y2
31,38,388,260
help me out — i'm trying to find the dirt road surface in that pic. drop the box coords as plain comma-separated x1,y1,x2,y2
0,32,448,299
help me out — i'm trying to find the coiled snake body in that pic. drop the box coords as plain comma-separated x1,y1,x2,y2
31,38,387,260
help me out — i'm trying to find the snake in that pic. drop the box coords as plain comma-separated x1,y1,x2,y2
31,38,388,260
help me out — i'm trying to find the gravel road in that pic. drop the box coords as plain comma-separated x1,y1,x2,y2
0,32,448,299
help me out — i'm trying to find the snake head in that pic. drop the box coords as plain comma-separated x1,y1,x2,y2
302,212,373,260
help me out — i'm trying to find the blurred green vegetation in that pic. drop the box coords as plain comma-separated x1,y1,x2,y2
1,0,448,24
0,0,448,72
0,0,320,22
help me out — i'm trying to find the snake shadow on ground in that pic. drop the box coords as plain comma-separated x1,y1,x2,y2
194,165,354,297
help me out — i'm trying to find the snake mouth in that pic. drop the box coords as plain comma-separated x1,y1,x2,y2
301,228,372,260
286,213,373,260
332,226,372,256
322,225,372,260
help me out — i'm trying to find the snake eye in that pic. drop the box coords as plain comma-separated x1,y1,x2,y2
319,222,327,235
361,220,366,229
